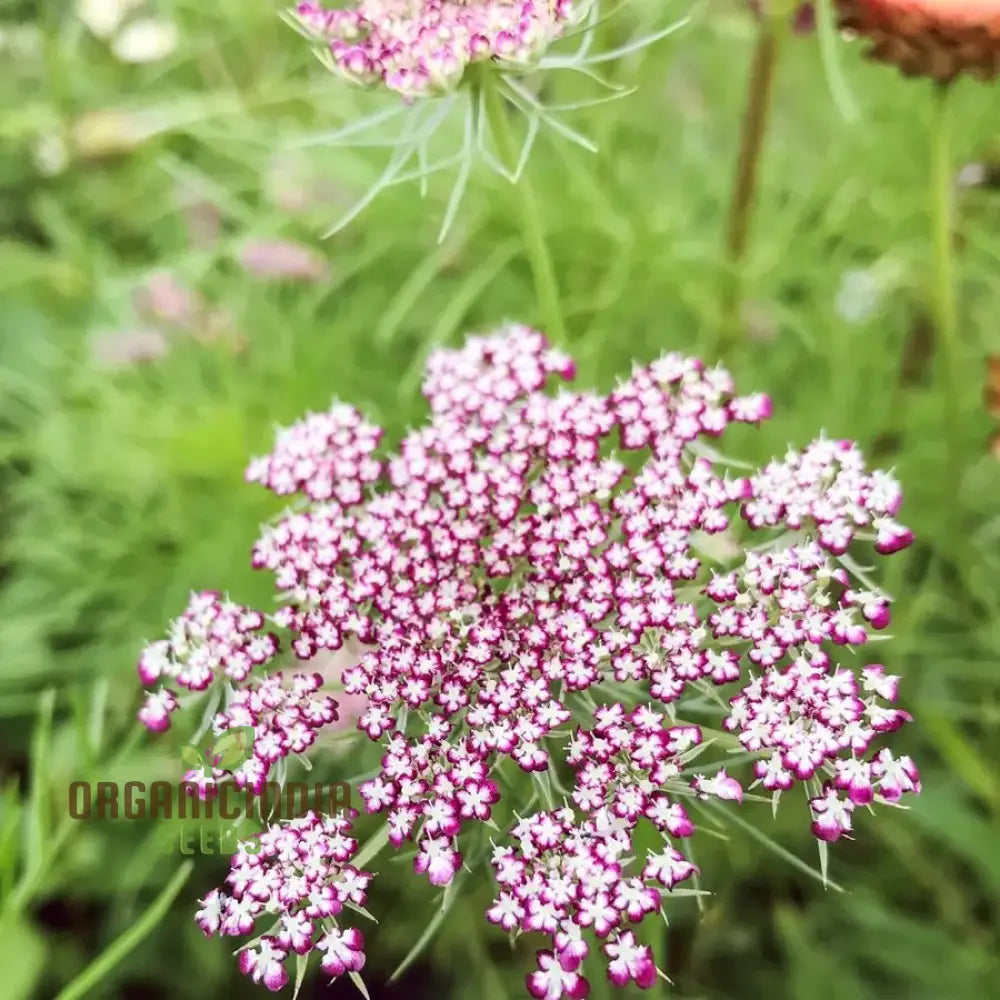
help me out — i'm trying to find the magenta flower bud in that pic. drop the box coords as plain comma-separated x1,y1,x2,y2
414,835,461,886
194,890,223,937
527,950,590,1000
317,926,366,976
239,938,289,992
605,930,657,989
874,518,915,554
137,640,169,685
862,665,900,701
277,913,315,956
863,601,891,629
834,758,875,805
138,689,178,732
871,749,921,801
468,32,491,57
809,786,855,842
693,769,744,803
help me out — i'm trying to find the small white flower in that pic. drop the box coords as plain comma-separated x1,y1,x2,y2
111,18,179,63
76,0,142,38
835,268,881,324
33,131,69,177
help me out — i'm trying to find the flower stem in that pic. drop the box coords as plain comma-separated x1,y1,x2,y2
481,73,566,344
720,9,785,352
930,84,963,499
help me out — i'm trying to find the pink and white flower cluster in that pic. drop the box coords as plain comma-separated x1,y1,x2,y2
703,538,920,839
137,590,279,732
183,672,339,798
245,402,382,503
293,0,587,98
488,705,704,995
138,324,919,996
196,811,371,992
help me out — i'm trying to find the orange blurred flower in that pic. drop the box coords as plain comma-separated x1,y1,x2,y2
837,0,1000,81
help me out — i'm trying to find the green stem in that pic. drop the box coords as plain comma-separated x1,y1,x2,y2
480,73,566,344
720,9,786,353
930,85,963,499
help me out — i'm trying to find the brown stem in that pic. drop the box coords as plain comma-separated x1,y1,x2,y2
721,15,784,350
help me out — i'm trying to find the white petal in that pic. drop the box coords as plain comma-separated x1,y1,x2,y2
77,0,141,38
112,19,179,63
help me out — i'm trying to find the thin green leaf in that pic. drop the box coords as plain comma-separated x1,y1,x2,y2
0,777,22,900
292,951,310,1000
549,14,690,67
54,861,194,1000
353,823,390,871
816,0,860,122
348,970,372,1000
817,837,830,889
703,801,844,892
437,99,476,243
389,871,465,983
288,104,409,149
24,689,55,878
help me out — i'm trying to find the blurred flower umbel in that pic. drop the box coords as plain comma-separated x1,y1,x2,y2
138,325,920,996
91,328,169,369
836,0,1000,81
294,0,586,99
239,239,331,283
285,1,687,238
91,270,246,368
134,270,203,327
75,0,141,39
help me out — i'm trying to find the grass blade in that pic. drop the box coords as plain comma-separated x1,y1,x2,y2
24,689,55,878
54,861,194,1000
388,871,465,983
816,0,860,122
701,800,844,892
353,822,390,870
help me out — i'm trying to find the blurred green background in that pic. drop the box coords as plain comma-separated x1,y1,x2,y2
2,0,1000,998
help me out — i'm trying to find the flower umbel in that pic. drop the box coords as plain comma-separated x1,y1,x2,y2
294,0,589,99
286,1,687,239
196,810,373,993
139,324,919,995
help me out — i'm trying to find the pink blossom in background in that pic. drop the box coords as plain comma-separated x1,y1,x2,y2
191,307,248,355
91,327,169,368
133,270,203,327
239,240,330,283
183,199,223,250
264,154,348,215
